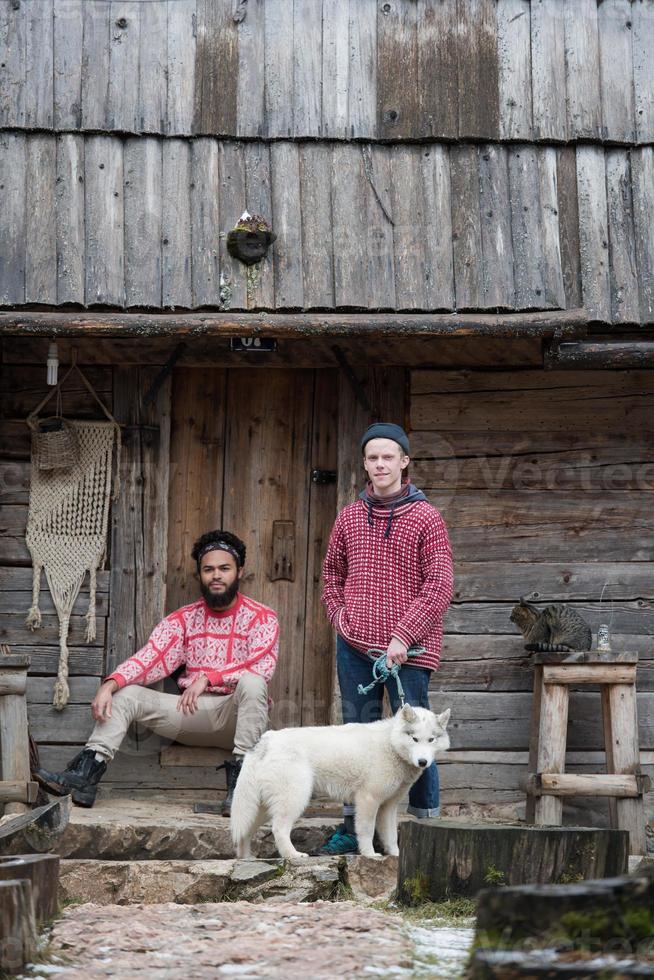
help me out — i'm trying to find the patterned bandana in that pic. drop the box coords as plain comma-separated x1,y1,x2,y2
196,540,243,567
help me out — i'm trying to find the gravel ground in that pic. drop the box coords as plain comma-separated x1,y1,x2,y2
24,901,414,980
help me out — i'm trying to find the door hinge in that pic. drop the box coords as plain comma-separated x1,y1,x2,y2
311,469,337,485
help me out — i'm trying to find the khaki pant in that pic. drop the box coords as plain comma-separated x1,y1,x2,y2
86,672,269,760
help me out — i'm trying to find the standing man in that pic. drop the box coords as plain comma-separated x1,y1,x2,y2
321,423,453,854
36,530,279,815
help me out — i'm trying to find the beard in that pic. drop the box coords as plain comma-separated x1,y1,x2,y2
201,578,240,610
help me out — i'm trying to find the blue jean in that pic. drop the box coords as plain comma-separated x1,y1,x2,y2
336,635,440,818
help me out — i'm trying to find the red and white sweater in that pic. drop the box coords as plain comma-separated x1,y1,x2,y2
107,594,279,695
322,498,453,671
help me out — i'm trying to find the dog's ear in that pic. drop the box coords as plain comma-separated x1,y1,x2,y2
401,704,417,722
436,708,451,729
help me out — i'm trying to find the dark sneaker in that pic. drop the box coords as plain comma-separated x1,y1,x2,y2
34,749,107,808
219,758,243,818
320,823,358,855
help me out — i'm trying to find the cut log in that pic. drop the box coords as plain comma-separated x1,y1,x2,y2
396,821,628,903
0,854,59,923
0,879,37,974
474,870,654,950
0,798,71,856
0,308,589,339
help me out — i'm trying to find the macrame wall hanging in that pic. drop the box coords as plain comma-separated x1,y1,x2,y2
25,359,121,711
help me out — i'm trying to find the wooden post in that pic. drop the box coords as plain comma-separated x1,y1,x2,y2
534,682,568,826
0,653,31,817
525,663,543,823
608,683,647,855
601,685,619,829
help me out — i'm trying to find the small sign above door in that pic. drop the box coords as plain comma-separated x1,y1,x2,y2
230,337,278,352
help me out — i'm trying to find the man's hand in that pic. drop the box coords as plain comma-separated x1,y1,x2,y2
91,679,119,722
177,673,210,715
386,637,409,669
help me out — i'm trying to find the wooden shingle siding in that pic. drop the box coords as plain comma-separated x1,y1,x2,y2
25,136,56,305
2,0,653,144
0,133,25,306
53,0,83,130
165,0,196,136
55,134,85,305
124,138,163,308
497,0,532,142
2,134,652,322
632,147,654,323
633,0,654,143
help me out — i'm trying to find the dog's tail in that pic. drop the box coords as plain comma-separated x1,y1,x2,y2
230,738,268,856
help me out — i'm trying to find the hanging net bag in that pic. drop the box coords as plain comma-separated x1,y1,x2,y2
25,362,121,710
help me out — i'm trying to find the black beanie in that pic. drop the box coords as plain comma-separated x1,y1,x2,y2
360,423,410,455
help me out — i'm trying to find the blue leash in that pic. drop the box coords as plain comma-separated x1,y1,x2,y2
357,646,426,706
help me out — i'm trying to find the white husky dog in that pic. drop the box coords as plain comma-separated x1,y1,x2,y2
231,704,450,861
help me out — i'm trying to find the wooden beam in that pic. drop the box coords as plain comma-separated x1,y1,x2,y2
528,773,650,798
546,339,654,369
0,308,589,340
543,665,637,686
0,782,38,804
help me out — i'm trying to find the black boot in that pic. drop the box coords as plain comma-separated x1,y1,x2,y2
220,758,243,818
34,748,107,808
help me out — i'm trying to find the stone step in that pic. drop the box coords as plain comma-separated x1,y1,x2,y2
59,855,399,906
55,798,341,860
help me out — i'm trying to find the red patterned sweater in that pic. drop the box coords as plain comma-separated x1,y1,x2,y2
107,594,279,695
322,498,453,671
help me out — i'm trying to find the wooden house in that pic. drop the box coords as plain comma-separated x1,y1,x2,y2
0,0,653,823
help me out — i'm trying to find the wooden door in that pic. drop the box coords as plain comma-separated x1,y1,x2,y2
167,367,337,727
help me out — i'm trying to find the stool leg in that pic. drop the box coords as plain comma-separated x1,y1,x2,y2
526,665,543,824
601,686,618,829
607,683,647,855
534,683,568,826
0,688,31,816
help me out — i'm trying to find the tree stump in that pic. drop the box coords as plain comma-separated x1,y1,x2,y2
0,854,60,923
468,870,654,976
0,879,37,974
396,821,628,903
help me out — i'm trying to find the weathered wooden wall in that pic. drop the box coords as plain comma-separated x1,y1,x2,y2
413,367,654,816
0,353,187,794
1,133,652,323
1,0,652,144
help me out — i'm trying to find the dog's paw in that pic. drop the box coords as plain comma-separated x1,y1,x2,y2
359,851,384,860
281,850,310,862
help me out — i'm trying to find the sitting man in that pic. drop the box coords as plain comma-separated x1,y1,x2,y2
36,530,279,814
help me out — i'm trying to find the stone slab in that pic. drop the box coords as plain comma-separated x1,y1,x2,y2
58,857,344,905
55,798,342,860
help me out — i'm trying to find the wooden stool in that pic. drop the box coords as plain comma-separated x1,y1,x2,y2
526,650,649,855
0,650,37,816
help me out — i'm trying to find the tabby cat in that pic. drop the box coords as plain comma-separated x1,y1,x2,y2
510,600,592,653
